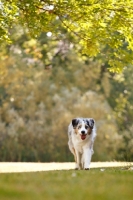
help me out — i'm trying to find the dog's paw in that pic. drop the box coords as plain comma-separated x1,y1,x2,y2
85,168,90,170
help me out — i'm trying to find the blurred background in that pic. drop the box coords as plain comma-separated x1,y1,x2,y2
0,24,133,163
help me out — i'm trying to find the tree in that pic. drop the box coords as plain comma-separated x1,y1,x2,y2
108,65,133,161
0,24,122,162
1,0,133,71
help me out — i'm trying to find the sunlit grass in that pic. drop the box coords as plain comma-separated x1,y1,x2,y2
0,168,133,200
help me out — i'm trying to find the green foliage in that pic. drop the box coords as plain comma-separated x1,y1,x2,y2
0,21,133,162
108,65,133,160
0,25,123,162
0,169,133,200
0,0,18,42
1,0,133,71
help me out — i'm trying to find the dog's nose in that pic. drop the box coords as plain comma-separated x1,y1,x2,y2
81,130,85,134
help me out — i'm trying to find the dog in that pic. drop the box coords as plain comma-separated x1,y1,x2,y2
68,118,96,170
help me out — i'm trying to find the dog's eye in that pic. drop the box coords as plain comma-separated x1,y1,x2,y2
78,125,82,129
85,125,89,129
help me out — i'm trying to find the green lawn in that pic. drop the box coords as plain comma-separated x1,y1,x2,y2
0,167,133,200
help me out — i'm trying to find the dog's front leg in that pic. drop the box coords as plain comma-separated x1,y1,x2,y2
75,150,82,170
83,148,92,170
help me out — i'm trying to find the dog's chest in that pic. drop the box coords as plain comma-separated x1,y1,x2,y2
72,134,90,153
75,143,84,153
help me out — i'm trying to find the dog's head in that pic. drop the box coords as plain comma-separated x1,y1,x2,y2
72,118,94,140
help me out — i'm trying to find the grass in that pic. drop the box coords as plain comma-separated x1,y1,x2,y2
0,167,133,200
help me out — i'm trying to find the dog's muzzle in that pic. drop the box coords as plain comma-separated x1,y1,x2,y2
81,131,86,140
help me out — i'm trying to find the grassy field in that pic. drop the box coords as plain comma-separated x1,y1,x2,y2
0,167,133,200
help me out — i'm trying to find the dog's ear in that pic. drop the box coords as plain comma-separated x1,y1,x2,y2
86,118,95,129
72,118,79,129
